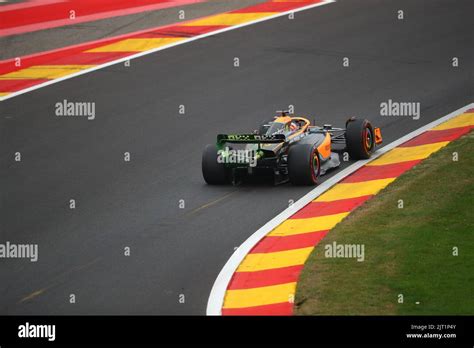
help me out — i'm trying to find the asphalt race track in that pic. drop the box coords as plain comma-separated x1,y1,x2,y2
1,0,473,314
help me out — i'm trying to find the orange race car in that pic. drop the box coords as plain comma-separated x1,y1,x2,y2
202,111,382,185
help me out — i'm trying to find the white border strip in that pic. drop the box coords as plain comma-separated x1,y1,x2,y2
0,0,335,102
206,103,474,315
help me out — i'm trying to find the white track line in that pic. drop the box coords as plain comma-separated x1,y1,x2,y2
0,0,335,102
206,102,474,315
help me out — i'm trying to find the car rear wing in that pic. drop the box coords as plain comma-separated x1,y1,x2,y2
217,134,285,145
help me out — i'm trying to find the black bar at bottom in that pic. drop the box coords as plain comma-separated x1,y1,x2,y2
0,315,472,345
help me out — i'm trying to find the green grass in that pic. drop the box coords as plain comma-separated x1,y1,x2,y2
295,131,474,315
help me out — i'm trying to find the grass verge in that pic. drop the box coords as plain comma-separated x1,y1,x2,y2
295,131,474,315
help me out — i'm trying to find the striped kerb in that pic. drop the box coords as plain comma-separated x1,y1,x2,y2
221,111,474,315
0,0,325,98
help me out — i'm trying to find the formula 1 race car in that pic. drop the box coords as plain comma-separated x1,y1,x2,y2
202,111,382,185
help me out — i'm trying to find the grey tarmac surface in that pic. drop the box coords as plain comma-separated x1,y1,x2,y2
0,0,473,314
0,0,266,59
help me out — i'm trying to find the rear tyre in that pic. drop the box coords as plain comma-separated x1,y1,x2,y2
288,143,320,186
202,144,229,185
346,118,375,159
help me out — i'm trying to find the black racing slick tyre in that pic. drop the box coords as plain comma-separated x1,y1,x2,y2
288,143,320,186
202,144,229,185
346,118,375,159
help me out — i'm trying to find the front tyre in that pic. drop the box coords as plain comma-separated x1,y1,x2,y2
346,118,375,159
288,143,320,186
202,144,229,185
